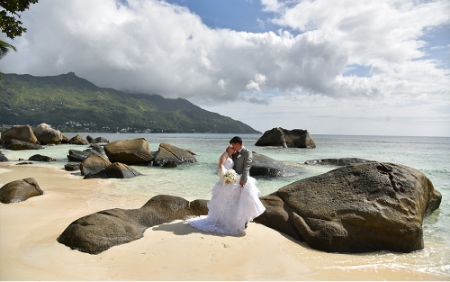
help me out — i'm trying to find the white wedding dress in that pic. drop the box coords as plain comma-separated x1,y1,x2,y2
189,157,266,235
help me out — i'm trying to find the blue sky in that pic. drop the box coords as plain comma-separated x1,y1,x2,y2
1,0,449,136
167,0,277,33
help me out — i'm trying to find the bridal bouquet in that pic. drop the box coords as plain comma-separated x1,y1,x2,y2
221,169,237,186
224,169,237,183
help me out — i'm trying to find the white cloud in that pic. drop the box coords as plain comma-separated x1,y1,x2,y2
256,18,265,29
0,0,449,136
246,73,267,92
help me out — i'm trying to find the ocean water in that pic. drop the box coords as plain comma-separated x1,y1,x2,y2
2,133,449,277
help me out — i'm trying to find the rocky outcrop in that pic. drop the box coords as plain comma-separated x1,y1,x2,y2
254,162,442,253
251,152,302,177
104,138,154,165
61,135,69,144
153,142,196,167
255,127,316,148
0,178,44,204
86,135,110,144
67,149,91,162
84,162,142,179
89,144,107,156
67,145,107,162
79,153,112,176
5,139,44,150
0,150,8,162
28,154,56,162
57,162,441,255
16,162,33,165
33,123,63,145
68,134,89,145
1,125,38,144
305,158,375,166
64,163,80,171
57,195,208,254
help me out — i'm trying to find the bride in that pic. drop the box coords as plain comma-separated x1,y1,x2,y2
189,145,266,235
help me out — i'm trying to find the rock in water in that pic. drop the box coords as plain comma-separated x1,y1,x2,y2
251,152,302,177
255,127,316,148
5,139,44,150
29,154,56,162
153,142,196,167
104,138,154,165
84,162,142,179
79,153,112,176
68,134,89,145
1,125,38,144
0,151,8,162
33,123,63,145
304,158,375,166
255,162,442,253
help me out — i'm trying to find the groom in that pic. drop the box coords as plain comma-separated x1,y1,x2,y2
229,136,252,187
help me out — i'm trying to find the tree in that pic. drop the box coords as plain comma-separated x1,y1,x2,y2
0,39,17,59
0,0,39,39
0,0,38,78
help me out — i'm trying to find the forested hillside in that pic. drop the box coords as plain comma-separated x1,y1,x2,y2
0,72,260,133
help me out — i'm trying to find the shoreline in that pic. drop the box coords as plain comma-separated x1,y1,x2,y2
0,162,446,280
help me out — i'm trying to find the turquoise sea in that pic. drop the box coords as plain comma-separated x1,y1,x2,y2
2,133,450,277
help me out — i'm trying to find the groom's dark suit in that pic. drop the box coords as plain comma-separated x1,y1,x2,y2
232,146,252,183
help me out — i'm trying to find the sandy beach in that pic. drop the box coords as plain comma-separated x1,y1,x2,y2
0,162,446,281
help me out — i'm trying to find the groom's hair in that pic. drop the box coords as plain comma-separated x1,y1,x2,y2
229,136,242,145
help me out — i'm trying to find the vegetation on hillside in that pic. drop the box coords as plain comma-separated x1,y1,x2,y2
0,72,260,134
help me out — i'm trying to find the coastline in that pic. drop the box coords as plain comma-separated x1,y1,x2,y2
0,162,447,280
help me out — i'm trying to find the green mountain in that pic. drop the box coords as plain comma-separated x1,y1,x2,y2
0,72,260,133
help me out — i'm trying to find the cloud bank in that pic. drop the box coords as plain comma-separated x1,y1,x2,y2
1,0,449,136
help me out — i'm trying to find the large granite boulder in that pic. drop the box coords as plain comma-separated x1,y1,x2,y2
153,142,196,167
255,127,316,148
5,139,44,150
68,134,89,145
33,123,63,145
254,162,442,253
251,152,302,177
104,138,154,165
0,178,44,204
57,195,208,254
305,158,375,166
28,154,56,162
1,125,38,144
84,162,142,179
79,153,112,176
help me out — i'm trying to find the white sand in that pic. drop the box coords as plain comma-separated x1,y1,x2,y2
0,162,445,280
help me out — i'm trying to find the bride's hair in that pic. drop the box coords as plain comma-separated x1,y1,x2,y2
226,145,234,154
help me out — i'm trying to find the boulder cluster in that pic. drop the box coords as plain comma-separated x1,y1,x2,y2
0,124,443,256
0,123,112,149
54,162,442,255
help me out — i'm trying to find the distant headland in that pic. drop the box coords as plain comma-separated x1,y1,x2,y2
0,72,260,134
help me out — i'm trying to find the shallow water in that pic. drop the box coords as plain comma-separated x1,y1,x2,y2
2,133,449,277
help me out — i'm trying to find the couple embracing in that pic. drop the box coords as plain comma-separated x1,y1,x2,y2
189,136,266,235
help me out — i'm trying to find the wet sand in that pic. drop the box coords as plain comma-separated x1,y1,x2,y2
0,162,446,280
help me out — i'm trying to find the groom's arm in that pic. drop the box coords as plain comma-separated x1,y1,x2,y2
240,149,252,185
